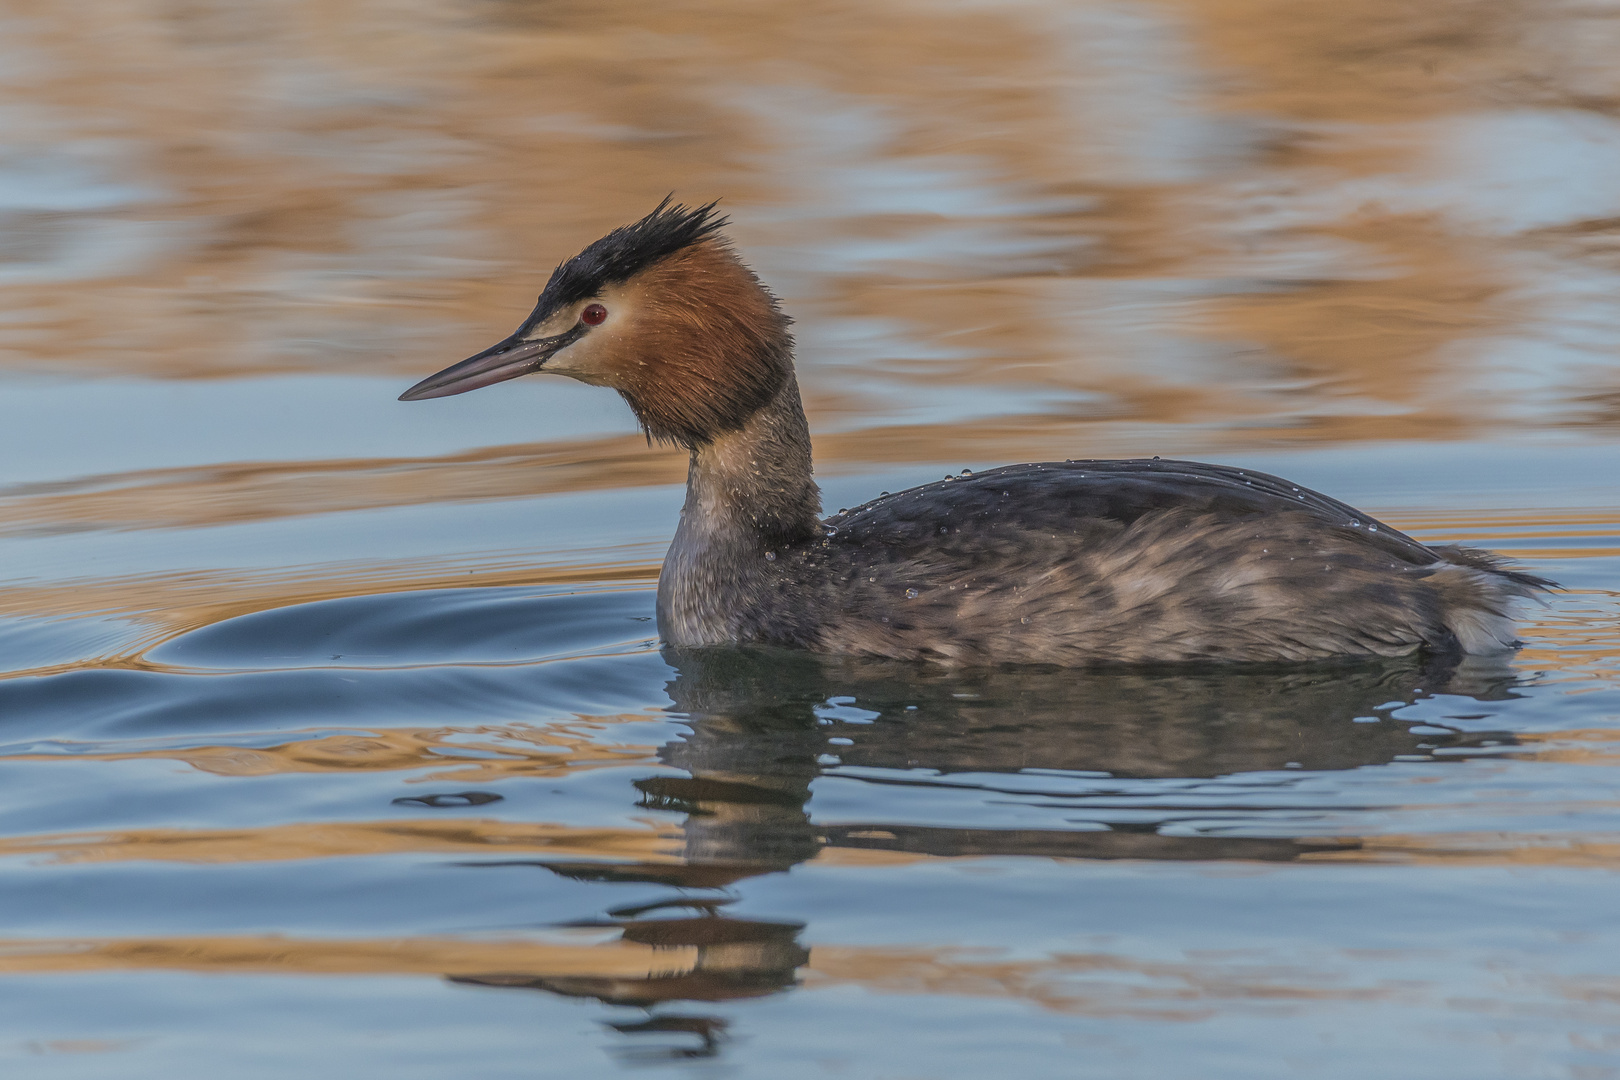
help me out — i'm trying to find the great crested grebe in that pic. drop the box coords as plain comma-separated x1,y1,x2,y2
401,200,1552,665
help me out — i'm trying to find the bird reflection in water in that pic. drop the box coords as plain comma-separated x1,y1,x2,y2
451,648,1522,1058
452,893,801,1060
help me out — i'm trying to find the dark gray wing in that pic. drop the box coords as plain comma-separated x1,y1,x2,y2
821,457,1440,567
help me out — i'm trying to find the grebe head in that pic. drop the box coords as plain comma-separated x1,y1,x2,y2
399,198,794,447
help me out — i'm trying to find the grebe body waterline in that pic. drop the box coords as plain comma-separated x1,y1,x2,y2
401,201,1552,665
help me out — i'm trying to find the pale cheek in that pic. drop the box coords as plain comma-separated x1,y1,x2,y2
545,334,618,385
551,314,649,382
546,352,610,384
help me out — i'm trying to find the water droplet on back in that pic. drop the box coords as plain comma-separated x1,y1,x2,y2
905,588,918,599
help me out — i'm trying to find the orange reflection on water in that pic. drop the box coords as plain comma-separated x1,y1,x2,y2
0,0,1614,450
1515,729,1620,765
1303,833,1620,868
0,925,1612,1035
804,945,1405,1021
0,437,685,539
1516,602,1620,685
0,933,1408,1018
0,934,693,980
0,721,660,782
0,818,680,866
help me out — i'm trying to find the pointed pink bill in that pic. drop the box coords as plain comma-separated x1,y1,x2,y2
399,334,564,401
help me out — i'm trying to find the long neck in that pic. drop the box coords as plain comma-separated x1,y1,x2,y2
656,374,821,646
684,374,821,545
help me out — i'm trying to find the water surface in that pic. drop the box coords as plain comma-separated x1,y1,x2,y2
1,0,1618,1075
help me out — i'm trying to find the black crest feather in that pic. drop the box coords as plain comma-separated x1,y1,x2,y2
529,197,729,319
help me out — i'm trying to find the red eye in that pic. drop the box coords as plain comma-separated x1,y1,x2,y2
581,303,608,326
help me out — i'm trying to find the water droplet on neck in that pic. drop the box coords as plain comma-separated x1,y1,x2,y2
905,588,919,599
765,551,777,561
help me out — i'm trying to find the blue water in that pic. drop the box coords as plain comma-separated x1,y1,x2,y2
1,0,1619,1075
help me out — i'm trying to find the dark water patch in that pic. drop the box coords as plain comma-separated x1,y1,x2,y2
0,650,671,742
636,648,1542,864
454,915,809,1006
657,646,1519,783
149,586,658,672
392,791,504,808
